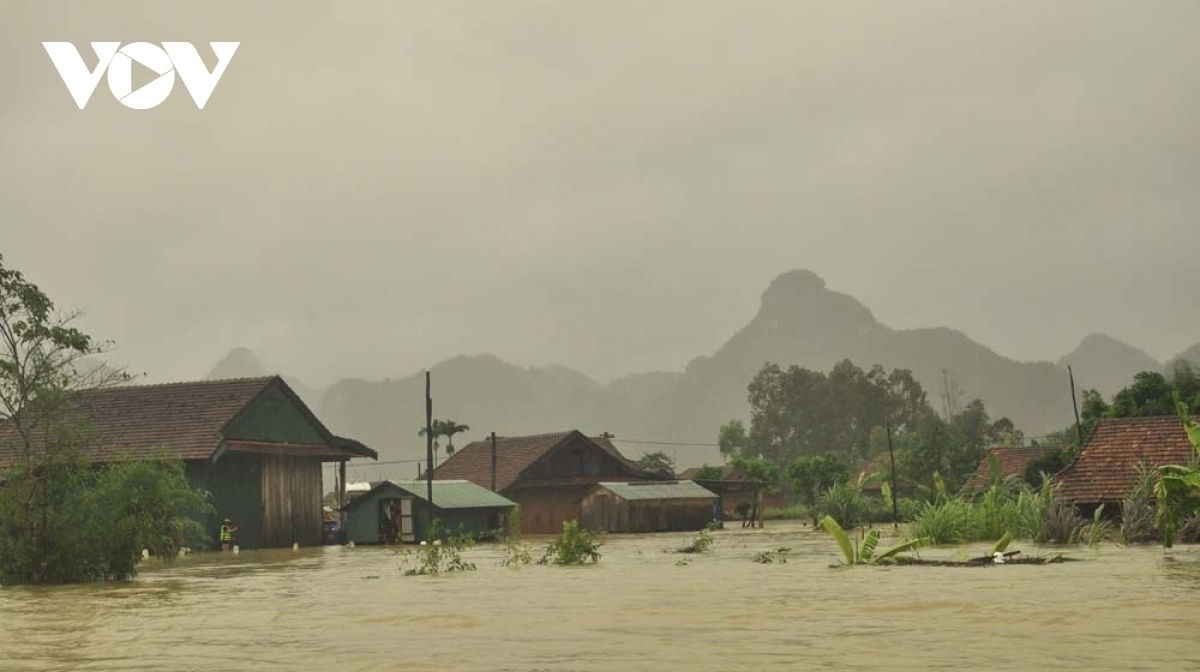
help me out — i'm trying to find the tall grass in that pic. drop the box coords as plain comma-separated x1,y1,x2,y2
910,475,1107,546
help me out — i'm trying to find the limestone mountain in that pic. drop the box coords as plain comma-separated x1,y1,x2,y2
204,347,318,408
1165,342,1200,374
1057,333,1162,398
208,270,1168,468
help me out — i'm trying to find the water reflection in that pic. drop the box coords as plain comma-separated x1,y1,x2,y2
1,523,1199,671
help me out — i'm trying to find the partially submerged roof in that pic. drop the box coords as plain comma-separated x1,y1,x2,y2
596,480,718,501
0,376,377,467
961,445,1059,492
432,430,644,490
1056,416,1197,504
344,479,515,510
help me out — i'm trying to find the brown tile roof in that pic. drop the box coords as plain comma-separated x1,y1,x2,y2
432,430,642,491
961,445,1059,491
1056,416,1197,504
0,376,376,466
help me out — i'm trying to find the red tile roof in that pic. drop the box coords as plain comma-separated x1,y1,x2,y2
1056,416,1198,504
0,376,375,466
432,430,642,491
961,445,1059,491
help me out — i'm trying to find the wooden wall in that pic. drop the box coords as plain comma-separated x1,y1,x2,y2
509,486,590,534
260,455,324,547
581,491,716,533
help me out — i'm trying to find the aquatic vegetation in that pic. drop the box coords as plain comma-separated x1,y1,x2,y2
538,520,601,565
676,528,714,554
751,547,791,564
500,506,534,567
402,529,477,576
820,515,927,565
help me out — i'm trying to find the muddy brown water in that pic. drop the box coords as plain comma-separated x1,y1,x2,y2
1,521,1198,671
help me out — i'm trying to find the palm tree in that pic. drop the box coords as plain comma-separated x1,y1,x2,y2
437,419,471,457
417,419,471,468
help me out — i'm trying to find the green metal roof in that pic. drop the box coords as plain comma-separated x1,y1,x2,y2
390,480,516,509
597,481,718,501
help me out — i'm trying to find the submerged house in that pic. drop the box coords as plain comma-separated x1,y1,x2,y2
1056,416,1196,513
0,376,377,549
341,479,515,544
677,464,783,523
580,481,718,533
960,445,1059,493
432,430,656,534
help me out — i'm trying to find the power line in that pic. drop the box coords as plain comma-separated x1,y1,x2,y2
610,438,719,447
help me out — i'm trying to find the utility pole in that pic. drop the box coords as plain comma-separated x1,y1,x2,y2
1068,365,1084,451
886,418,899,530
425,370,434,534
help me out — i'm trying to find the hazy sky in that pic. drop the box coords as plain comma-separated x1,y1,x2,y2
3,1,1198,388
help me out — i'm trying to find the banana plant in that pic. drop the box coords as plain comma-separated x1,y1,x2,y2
820,515,928,565
1154,397,1200,549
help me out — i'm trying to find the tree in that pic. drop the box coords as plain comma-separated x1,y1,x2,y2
731,455,780,529
0,255,209,584
418,418,471,466
717,419,751,461
746,359,930,468
436,419,470,457
786,453,849,525
635,451,675,476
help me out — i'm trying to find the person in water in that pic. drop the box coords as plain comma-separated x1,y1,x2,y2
219,518,238,551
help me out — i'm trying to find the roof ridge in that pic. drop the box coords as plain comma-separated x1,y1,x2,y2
101,376,278,391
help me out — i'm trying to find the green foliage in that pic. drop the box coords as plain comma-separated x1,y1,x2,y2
635,451,675,476
820,515,926,565
500,505,533,567
677,528,713,554
693,464,723,480
0,256,210,585
815,481,871,529
746,360,927,466
718,420,752,461
762,504,810,521
538,520,601,565
402,528,477,576
1120,464,1159,544
787,453,848,524
751,547,790,564
0,454,212,584
1153,398,1200,549
908,476,1102,546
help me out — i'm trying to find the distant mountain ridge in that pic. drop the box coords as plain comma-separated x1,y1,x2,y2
202,271,1200,467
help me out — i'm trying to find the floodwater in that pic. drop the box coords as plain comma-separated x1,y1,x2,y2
1,521,1198,672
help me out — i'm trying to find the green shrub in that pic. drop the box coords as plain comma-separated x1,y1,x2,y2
762,505,809,521
0,453,212,585
402,528,477,576
677,528,713,554
816,482,870,529
1121,464,1159,544
538,520,601,565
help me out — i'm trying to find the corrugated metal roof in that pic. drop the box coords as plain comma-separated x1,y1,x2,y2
597,480,717,501
390,480,516,509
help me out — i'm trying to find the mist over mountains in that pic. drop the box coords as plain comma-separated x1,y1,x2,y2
204,270,1199,467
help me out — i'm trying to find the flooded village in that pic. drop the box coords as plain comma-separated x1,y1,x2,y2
7,1,1200,670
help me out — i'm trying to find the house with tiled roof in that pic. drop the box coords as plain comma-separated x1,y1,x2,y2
0,376,376,549
960,445,1060,493
1056,416,1196,510
431,430,653,533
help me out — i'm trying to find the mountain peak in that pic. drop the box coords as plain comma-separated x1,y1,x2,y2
1057,333,1160,396
206,347,268,380
756,269,877,329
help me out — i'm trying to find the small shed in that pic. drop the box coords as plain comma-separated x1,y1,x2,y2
580,480,718,533
342,479,515,544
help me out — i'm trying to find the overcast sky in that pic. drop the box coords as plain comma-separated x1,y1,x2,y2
3,1,1198,388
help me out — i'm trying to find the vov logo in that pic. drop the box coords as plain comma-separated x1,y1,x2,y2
42,42,239,109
